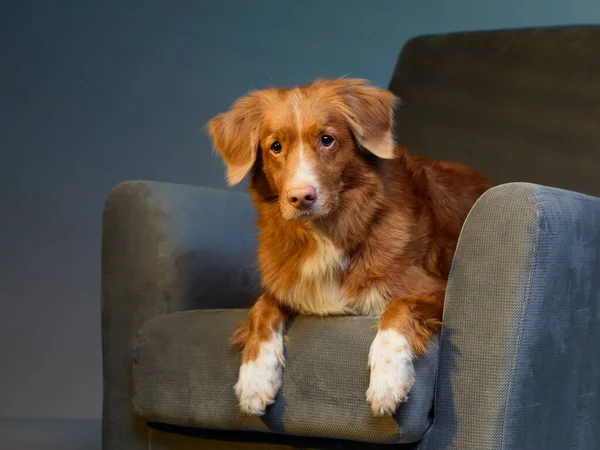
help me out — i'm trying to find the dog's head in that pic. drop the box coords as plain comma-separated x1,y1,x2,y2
208,78,397,221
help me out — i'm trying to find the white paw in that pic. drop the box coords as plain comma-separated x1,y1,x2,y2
366,329,415,416
234,331,284,415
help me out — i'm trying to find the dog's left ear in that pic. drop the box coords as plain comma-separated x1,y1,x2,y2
207,92,263,186
332,78,398,159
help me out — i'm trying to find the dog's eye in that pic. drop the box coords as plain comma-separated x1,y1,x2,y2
270,141,282,154
321,135,334,147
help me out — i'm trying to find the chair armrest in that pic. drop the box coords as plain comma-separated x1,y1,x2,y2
422,183,600,450
101,180,258,449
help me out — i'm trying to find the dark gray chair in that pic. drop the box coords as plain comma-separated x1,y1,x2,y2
102,26,600,449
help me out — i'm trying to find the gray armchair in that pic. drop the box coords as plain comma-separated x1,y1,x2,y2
102,26,600,449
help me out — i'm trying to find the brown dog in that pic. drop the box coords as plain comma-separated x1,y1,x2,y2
208,78,492,416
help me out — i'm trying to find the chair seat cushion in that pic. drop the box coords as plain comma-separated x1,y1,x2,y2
132,309,439,444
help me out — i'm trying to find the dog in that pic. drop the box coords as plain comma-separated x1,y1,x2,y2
207,78,492,417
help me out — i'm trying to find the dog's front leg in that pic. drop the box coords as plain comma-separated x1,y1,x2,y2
232,293,288,415
367,291,444,416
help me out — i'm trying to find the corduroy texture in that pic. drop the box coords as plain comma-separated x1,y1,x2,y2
132,310,438,444
418,183,600,449
390,26,600,198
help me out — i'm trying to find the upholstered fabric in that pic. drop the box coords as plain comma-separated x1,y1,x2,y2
103,179,600,450
103,26,600,449
102,181,259,450
132,310,438,444
390,26,600,198
420,183,600,449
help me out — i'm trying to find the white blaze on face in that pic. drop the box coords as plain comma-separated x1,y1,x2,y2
289,91,319,192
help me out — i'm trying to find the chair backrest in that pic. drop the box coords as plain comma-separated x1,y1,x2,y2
389,26,600,197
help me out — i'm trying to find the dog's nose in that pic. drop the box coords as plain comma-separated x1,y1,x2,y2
288,186,317,210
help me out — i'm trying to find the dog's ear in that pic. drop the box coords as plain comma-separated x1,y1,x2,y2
329,78,398,159
207,93,263,186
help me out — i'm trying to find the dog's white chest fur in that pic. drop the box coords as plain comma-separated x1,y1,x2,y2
281,229,386,316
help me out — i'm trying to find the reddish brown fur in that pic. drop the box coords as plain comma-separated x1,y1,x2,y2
208,78,493,363
378,291,445,355
231,294,288,363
